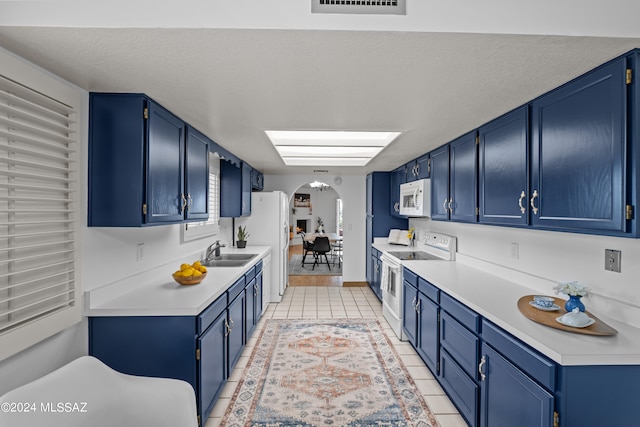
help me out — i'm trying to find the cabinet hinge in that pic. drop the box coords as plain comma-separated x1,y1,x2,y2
475,134,479,145
142,203,147,215
197,415,201,426
143,107,149,119
196,348,200,361
476,207,479,215
626,69,633,85
437,311,441,321
427,158,431,175
626,204,634,220
553,411,560,427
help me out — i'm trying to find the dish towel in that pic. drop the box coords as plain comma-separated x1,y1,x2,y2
380,263,389,293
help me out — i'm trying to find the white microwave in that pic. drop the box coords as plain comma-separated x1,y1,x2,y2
399,179,430,217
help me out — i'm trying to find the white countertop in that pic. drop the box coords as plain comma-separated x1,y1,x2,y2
373,241,640,366
85,246,271,317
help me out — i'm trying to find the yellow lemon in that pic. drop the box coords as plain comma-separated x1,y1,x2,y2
198,266,207,273
173,270,183,277
192,261,202,269
180,263,191,271
182,268,195,277
192,270,202,277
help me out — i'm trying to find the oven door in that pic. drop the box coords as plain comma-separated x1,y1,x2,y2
380,254,404,338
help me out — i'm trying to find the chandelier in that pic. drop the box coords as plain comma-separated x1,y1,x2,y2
309,181,331,191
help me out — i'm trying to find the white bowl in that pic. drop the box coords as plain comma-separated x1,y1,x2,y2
558,308,591,327
532,296,555,308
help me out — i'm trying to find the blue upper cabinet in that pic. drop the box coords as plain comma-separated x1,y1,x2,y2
406,153,431,182
185,126,210,221
89,93,209,226
530,58,627,233
449,131,478,222
430,132,478,222
478,106,529,226
220,161,252,217
251,168,264,191
430,145,450,220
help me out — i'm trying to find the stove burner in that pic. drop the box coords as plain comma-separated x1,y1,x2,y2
386,251,444,261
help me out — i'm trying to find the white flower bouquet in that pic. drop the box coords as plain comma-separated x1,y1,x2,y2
553,281,590,297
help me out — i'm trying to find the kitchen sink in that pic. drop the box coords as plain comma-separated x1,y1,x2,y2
202,253,258,268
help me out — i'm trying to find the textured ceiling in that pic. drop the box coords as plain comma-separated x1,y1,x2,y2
0,27,638,175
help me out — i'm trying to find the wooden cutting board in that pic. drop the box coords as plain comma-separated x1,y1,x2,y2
517,295,617,336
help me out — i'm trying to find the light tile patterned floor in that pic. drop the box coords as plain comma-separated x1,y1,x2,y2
205,286,468,427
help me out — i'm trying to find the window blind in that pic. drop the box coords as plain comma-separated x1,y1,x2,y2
183,154,220,241
0,74,78,336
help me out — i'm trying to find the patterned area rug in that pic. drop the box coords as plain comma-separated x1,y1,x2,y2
288,254,342,276
222,319,439,427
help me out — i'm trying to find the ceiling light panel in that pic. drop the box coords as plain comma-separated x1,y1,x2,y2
266,130,401,167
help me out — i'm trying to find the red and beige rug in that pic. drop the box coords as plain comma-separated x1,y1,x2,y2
222,319,440,426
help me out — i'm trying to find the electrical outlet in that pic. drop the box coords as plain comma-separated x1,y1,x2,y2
605,249,621,272
511,243,519,260
137,243,144,262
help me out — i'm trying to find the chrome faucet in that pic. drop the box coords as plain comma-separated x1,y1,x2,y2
206,240,225,260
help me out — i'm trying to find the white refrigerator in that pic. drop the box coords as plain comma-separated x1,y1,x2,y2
236,191,289,304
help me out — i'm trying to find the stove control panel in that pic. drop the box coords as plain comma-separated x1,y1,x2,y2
424,232,457,254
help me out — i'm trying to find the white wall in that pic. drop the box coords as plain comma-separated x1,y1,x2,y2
265,175,366,282
410,218,640,327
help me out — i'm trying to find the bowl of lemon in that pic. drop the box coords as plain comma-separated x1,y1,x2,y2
173,261,208,286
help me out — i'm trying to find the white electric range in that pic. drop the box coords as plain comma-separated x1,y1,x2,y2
380,232,457,340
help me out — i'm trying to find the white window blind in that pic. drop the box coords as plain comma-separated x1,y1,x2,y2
0,74,78,340
183,154,220,242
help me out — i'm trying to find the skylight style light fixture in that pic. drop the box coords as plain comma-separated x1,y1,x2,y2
265,130,401,167
309,181,331,191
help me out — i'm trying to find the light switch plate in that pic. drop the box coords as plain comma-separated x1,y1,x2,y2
605,249,621,272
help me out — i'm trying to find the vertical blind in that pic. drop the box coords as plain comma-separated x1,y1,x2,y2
0,74,78,336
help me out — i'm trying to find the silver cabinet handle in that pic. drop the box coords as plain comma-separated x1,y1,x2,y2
242,200,246,211
180,194,187,213
412,296,417,311
229,317,235,329
186,193,193,211
394,202,400,212
415,164,420,176
530,190,539,215
479,355,487,381
415,298,421,312
518,191,526,215
443,198,448,212
224,318,231,337
448,198,453,213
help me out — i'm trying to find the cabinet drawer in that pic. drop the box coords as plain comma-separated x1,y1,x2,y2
245,265,256,282
440,348,479,427
403,267,418,287
198,295,227,335
482,320,556,391
227,276,246,304
440,293,480,333
440,311,479,379
418,277,439,303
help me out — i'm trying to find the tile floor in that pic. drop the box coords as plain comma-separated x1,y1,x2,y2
205,286,468,427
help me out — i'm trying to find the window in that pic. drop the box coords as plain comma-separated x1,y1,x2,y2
0,49,81,362
182,153,220,242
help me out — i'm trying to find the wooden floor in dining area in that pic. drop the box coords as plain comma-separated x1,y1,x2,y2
288,244,346,287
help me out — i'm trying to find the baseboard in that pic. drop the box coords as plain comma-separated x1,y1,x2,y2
343,281,368,287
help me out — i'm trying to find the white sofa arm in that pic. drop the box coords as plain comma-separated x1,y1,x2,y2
0,356,198,427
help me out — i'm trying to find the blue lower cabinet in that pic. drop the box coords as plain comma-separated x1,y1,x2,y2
198,313,227,423
440,348,479,427
402,280,418,346
227,292,245,371
417,292,439,374
245,278,256,339
480,342,554,427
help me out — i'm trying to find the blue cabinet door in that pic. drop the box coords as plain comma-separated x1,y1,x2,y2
146,101,186,224
479,106,529,226
417,293,439,375
227,293,245,371
449,131,478,222
245,278,256,339
530,58,626,233
198,313,227,423
185,126,209,221
416,153,431,180
389,166,406,218
241,163,252,216
373,256,382,300
255,270,263,321
402,281,418,346
430,145,450,220
480,343,554,427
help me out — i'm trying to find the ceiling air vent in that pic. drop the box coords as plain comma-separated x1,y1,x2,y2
311,0,406,15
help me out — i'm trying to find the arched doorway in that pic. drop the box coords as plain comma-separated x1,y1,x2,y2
288,182,343,286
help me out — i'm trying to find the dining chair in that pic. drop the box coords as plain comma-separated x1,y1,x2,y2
332,240,343,268
299,231,316,266
311,236,331,271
